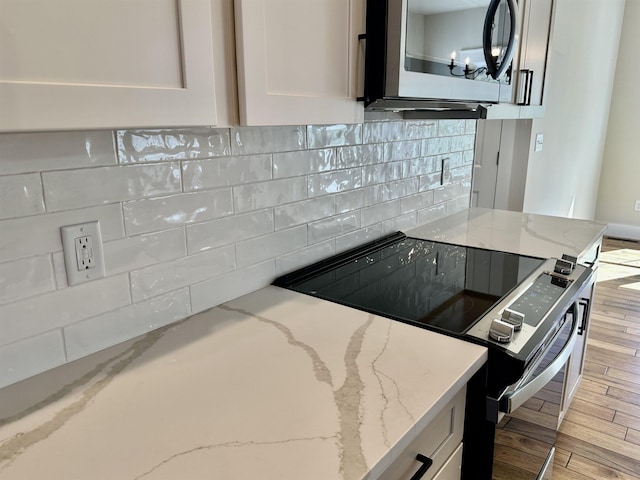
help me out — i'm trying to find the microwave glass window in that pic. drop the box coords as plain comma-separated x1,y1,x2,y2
405,0,513,85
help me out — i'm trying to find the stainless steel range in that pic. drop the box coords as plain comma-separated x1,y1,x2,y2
273,231,595,480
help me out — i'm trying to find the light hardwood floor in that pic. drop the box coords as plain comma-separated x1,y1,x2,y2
553,237,640,479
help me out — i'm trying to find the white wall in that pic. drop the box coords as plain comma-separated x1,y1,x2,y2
596,0,640,239
522,0,625,219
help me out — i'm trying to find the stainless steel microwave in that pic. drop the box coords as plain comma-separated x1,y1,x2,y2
363,0,519,115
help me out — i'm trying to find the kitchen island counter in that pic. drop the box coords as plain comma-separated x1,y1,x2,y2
407,207,606,260
0,286,487,480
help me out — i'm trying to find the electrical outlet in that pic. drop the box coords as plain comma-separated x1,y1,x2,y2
61,221,106,286
636,200,640,211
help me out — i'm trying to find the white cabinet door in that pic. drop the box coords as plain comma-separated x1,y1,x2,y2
517,0,554,108
0,0,217,132
234,0,364,126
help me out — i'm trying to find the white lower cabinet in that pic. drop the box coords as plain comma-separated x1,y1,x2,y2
378,387,466,480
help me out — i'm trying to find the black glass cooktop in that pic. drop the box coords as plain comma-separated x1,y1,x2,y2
273,232,545,335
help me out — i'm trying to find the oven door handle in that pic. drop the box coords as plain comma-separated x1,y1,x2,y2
500,302,580,414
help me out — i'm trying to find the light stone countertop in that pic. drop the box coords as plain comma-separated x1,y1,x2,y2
0,286,487,480
407,208,607,260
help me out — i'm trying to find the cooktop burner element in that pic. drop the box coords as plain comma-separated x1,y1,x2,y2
273,232,545,335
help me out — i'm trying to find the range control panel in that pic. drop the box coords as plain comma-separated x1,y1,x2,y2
466,257,588,354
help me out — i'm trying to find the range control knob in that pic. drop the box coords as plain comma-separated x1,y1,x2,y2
502,308,525,331
489,319,515,343
554,258,574,275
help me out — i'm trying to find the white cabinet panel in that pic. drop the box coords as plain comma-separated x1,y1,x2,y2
234,0,364,125
0,0,217,131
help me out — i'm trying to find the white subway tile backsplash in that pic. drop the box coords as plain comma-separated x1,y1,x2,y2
0,204,125,263
182,154,272,191
0,274,131,346
361,199,401,227
123,189,234,235
0,131,116,176
335,225,384,253
384,140,421,161
308,212,360,244
0,118,475,386
273,149,335,178
307,169,362,197
274,196,335,230
275,240,335,276
230,125,306,155
186,209,273,254
190,260,275,314
117,128,230,163
0,174,45,220
336,143,384,168
103,228,187,275
234,177,307,213
335,186,383,213
306,124,362,148
64,288,191,361
0,330,66,389
236,226,307,267
363,162,403,186
0,255,55,304
130,245,235,302
43,163,181,212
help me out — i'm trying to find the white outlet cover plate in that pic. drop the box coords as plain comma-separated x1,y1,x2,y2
60,221,106,286
635,200,640,211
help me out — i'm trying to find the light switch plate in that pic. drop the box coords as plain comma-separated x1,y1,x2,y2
534,133,544,152
60,221,106,286
635,200,640,211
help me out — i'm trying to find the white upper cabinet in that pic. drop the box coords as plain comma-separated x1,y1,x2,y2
516,0,554,109
234,0,365,126
0,0,217,132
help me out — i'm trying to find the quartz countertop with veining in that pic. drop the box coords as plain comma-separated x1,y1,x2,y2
0,286,487,480
407,208,607,260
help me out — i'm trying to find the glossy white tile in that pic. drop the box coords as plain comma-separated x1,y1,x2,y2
450,134,475,153
103,228,187,275
0,174,45,220
308,212,360,244
274,197,335,230
182,154,272,191
230,125,306,155
236,226,307,268
64,288,191,361
404,120,437,140
419,172,443,192
130,245,236,302
43,163,181,212
0,204,125,263
335,186,383,214
361,199,401,227
0,255,55,304
117,128,230,163
363,121,404,144
438,120,467,136
187,209,273,254
335,225,384,253
384,140,421,162
0,274,131,346
400,191,435,214
123,189,234,235
466,120,477,134
422,137,451,156
434,184,462,204
404,157,436,177
0,330,66,389
190,260,275,314
363,162,403,186
275,240,336,276
380,178,419,202
273,149,335,178
306,124,362,148
234,177,306,213
336,144,384,168
307,169,362,198
0,131,116,176
383,212,418,232
417,203,447,225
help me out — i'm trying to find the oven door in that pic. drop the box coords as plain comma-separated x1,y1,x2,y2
491,302,580,479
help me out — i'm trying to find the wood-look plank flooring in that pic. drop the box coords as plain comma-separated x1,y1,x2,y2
553,236,640,479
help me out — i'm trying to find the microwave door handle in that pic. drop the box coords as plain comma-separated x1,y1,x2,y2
500,302,580,414
483,0,519,80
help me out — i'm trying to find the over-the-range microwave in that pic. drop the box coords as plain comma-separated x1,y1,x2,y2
363,0,519,117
